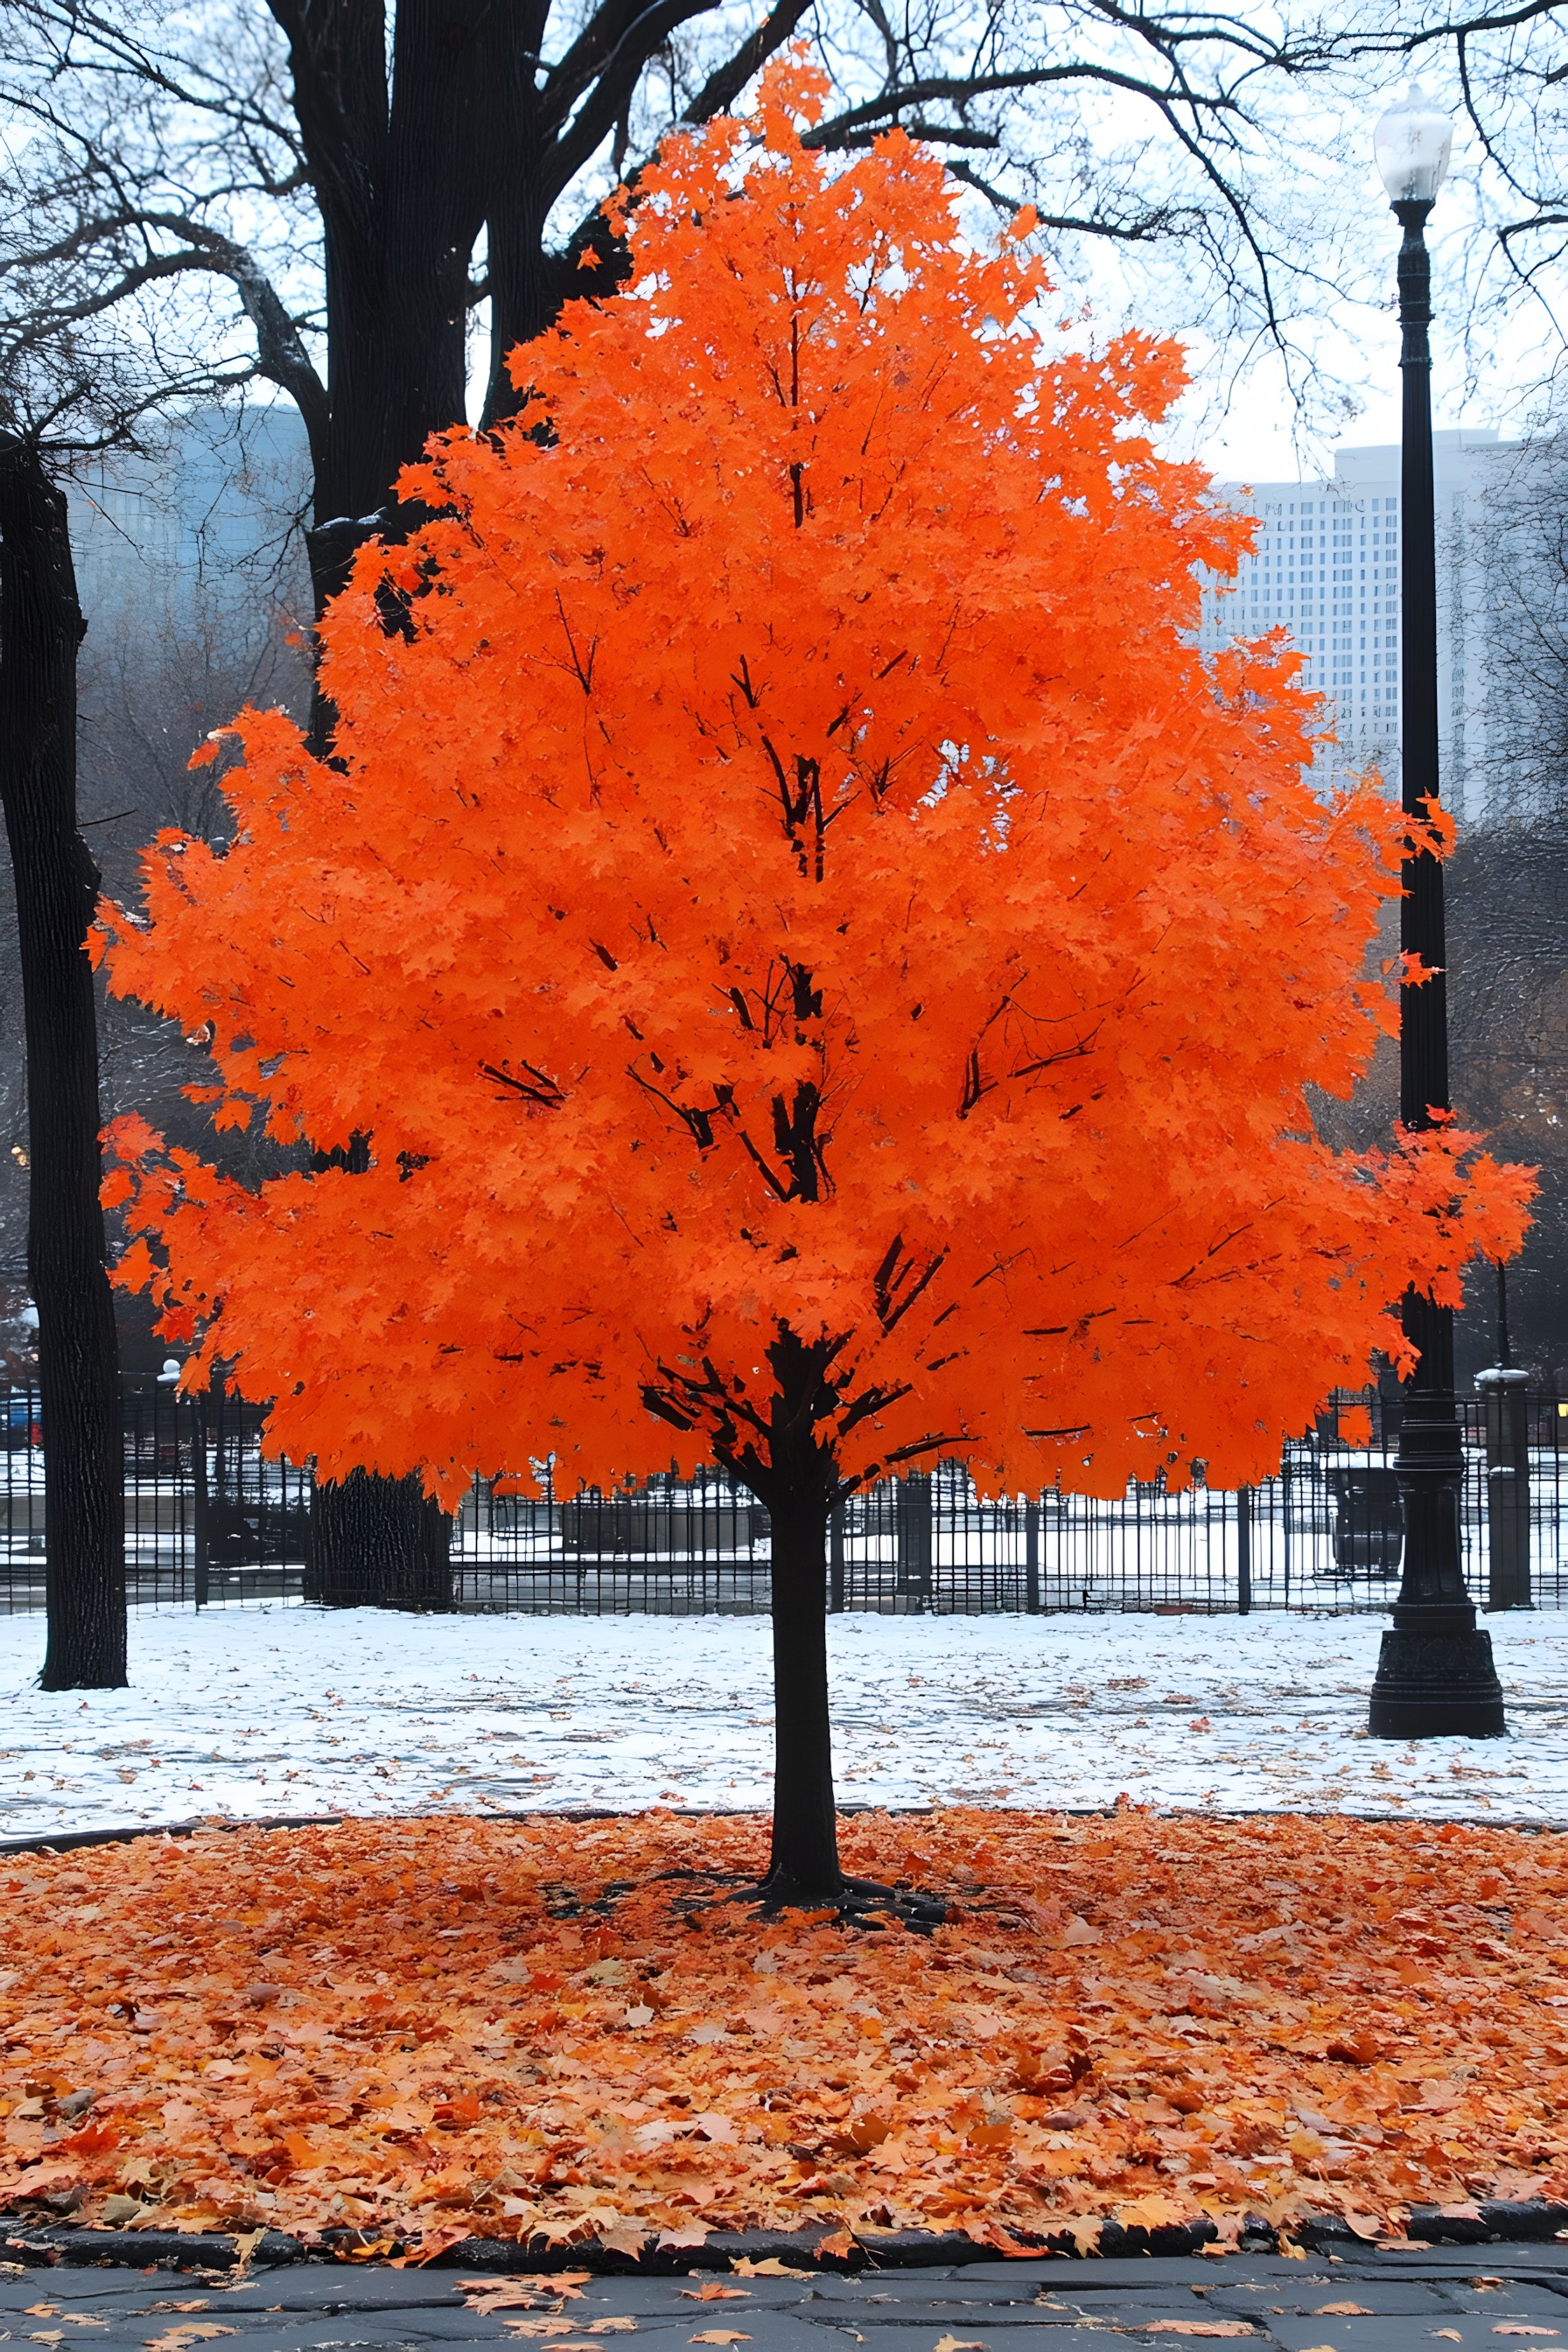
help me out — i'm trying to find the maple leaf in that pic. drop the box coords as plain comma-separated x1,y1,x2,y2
830,2113,892,2154
1136,2330,1255,2341
1132,2323,1260,2342
680,2288,750,2302
461,2279,592,2306
689,2334,752,2343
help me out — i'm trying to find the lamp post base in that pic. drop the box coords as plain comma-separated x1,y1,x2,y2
1368,1603,1506,1740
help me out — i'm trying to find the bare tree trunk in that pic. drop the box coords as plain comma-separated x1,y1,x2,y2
284,0,487,1590
713,1329,846,1903
0,437,125,1689
306,1466,453,1608
298,1133,452,1604
764,1484,842,1900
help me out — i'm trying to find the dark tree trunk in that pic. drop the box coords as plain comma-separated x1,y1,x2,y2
0,438,126,1689
279,9,492,1596
711,1327,847,1901
299,1135,454,1604
284,0,488,627
306,1467,454,1608
765,1485,842,1899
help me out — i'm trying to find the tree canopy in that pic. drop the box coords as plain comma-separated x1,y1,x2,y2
98,64,1533,1516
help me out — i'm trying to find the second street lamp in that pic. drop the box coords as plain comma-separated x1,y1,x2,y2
1366,86,1506,1740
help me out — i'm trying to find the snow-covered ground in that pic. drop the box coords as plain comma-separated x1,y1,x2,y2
3,1605,1566,1842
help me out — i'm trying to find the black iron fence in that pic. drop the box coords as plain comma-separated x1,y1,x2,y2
3,1376,1564,1616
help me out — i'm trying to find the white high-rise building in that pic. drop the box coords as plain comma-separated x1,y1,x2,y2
67,403,311,633
1196,429,1523,821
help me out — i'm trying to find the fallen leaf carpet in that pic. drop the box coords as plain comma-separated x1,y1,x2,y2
3,1810,1564,2253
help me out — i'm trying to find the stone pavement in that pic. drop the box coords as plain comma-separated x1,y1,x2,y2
8,2245,1568,2352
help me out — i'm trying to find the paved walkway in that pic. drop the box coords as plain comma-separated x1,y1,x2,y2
7,2246,1568,2352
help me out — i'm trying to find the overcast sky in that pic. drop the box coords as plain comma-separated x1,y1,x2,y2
1180,109,1557,494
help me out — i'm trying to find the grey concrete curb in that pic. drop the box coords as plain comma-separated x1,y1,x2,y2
7,1809,1568,1865
0,1816,343,1857
4,2204,1565,2272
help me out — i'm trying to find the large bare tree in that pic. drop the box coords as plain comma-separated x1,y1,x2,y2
0,0,1370,619
0,423,124,1687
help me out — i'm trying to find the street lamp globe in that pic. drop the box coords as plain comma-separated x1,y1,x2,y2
1374,84,1453,204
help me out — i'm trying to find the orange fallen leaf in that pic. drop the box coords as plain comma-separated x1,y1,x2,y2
1136,2331,1255,2342
680,2289,750,2303
1493,2330,1560,2339
1314,2306,1374,2317
464,2279,592,2314
932,2338,987,2352
689,2334,752,2344
228,2230,265,2280
1128,2323,1250,2342
144,2332,237,2352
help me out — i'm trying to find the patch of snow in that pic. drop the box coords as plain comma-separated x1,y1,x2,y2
2,1605,1564,1841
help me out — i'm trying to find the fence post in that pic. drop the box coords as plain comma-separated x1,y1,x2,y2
190,1386,210,1610
1236,1484,1252,1615
829,1498,845,1613
1476,1368,1530,1609
1281,1452,1292,1604
1025,1499,1040,1613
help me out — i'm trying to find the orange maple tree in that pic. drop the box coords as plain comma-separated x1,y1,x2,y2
97,63,1530,1901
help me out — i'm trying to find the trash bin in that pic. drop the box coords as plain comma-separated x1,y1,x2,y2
1327,1464,1404,1577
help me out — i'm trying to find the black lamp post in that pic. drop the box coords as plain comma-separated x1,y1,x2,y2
1367,86,1506,1740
